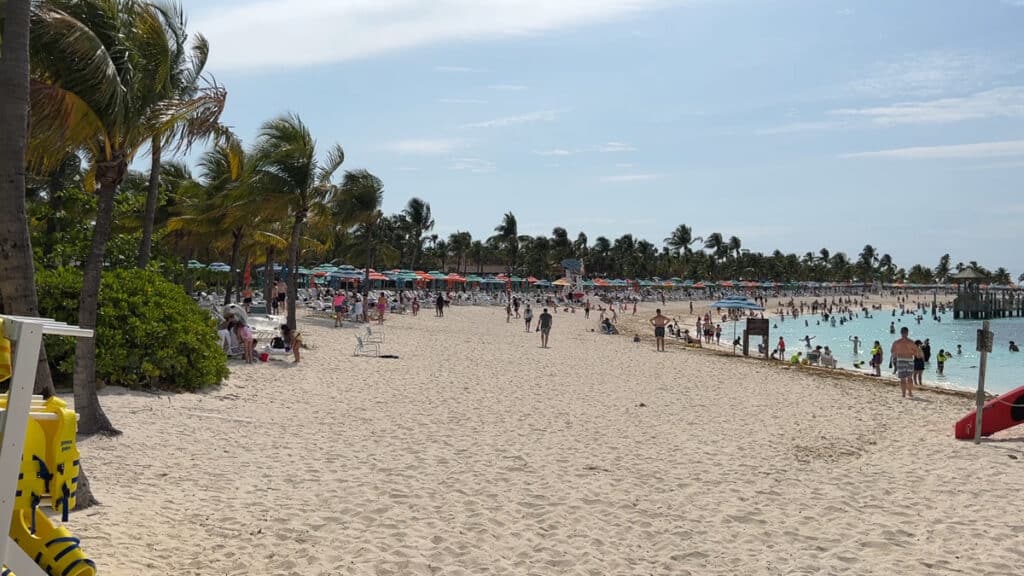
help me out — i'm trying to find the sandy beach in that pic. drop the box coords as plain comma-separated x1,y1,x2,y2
70,301,1024,575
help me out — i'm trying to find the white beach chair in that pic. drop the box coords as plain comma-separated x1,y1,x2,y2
353,335,380,357
364,326,385,344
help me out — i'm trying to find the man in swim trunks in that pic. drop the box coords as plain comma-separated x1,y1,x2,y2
539,308,552,348
891,326,923,398
649,308,669,352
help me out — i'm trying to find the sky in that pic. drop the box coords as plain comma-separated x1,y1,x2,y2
180,0,1024,277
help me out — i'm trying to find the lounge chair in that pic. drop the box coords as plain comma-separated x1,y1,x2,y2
353,335,380,357
364,327,385,344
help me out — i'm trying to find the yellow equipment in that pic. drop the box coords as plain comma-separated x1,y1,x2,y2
9,509,95,576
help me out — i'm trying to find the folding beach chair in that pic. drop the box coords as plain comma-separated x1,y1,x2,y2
353,335,380,357
364,326,385,344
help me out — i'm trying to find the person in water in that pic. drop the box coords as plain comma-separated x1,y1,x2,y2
1011,341,1020,352
937,349,949,375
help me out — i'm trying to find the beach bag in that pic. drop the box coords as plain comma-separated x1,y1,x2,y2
271,336,286,349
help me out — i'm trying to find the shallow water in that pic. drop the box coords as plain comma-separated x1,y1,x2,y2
735,307,1024,394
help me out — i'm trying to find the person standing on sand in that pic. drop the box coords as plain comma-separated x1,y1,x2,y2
891,327,923,398
435,292,445,317
649,309,669,352
539,308,553,348
715,324,722,345
777,336,786,361
524,305,534,332
584,299,591,319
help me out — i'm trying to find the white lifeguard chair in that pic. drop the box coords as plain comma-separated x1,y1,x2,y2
0,315,93,576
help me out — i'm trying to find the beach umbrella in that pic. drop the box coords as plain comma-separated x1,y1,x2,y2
221,303,248,325
534,280,553,287
552,278,572,286
465,275,483,283
526,276,539,284
710,295,765,351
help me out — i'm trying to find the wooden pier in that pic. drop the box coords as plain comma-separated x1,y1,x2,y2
952,270,1024,319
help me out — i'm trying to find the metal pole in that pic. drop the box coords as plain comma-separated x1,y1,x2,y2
973,320,990,444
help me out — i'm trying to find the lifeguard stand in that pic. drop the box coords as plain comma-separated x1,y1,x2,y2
0,315,93,576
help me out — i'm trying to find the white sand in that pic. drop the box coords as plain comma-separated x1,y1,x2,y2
69,302,1024,575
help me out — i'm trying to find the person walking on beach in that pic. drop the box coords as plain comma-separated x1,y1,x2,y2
435,292,445,317
650,309,669,352
913,340,925,387
777,336,786,361
584,299,591,319
539,308,553,348
715,324,722,345
891,327,923,398
524,305,534,332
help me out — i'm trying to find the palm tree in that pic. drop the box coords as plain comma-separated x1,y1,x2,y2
573,231,588,261
448,231,472,273
492,212,520,273
336,170,384,299
468,240,487,274
137,3,224,268
26,0,226,435
250,114,344,330
402,197,433,269
0,0,59,397
857,244,878,283
194,137,251,305
664,224,702,256
934,254,951,284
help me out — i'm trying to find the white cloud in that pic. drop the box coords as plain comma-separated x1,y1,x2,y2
488,83,528,91
438,98,488,104
831,87,1024,126
534,148,575,156
837,7,855,16
1002,0,1024,6
600,173,662,182
755,120,850,135
462,109,562,129
615,162,634,168
196,0,676,71
434,65,480,72
596,141,636,152
841,140,1024,160
384,138,470,155
450,157,495,173
845,51,1012,99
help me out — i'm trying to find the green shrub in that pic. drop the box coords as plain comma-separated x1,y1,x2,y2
36,268,229,391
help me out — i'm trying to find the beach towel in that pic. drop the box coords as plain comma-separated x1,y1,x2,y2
0,319,11,381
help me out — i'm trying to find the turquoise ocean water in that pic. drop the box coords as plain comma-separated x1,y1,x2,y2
739,309,1024,394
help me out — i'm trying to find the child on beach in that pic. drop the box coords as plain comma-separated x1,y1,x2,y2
280,324,302,363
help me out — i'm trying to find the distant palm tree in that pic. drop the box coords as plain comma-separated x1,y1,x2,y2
664,224,702,256
468,240,487,274
403,197,433,269
336,170,385,297
934,253,951,284
448,231,472,273
492,212,520,273
250,114,345,329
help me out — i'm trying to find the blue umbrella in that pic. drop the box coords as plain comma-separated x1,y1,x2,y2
710,295,764,350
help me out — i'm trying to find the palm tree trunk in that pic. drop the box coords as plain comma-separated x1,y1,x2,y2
0,0,56,398
364,224,375,323
264,246,275,313
223,227,242,305
73,175,121,437
286,215,304,330
410,230,421,269
136,137,162,268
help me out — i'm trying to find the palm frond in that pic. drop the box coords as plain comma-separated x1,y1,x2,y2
27,80,109,172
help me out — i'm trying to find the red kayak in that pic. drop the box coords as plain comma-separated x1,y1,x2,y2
954,385,1024,439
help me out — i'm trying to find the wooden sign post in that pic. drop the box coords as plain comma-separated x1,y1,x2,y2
973,320,993,444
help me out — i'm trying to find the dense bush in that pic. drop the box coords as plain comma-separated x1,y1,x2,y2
37,268,229,391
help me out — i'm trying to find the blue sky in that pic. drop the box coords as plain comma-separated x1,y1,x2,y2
182,0,1024,277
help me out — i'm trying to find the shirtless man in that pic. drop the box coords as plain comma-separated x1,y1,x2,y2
891,326,923,398
649,308,670,352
